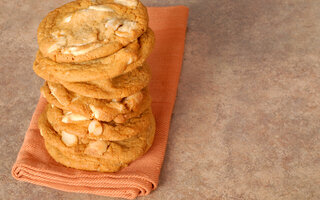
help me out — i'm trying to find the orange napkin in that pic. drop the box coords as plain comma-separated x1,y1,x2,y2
12,6,189,199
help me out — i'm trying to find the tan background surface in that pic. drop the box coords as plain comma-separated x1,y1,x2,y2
1,0,320,199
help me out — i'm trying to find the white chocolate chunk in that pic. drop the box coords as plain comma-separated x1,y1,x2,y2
47,41,66,53
47,43,60,53
114,0,138,8
84,140,107,156
47,83,71,106
71,96,79,102
89,105,100,119
124,91,143,110
127,57,133,65
115,31,128,37
118,21,137,32
88,5,114,12
112,98,122,102
105,18,122,30
48,84,61,103
39,129,44,136
51,30,62,39
64,15,72,23
48,31,67,53
115,21,137,37
62,43,102,55
88,120,103,136
110,102,126,112
62,112,88,123
70,41,94,47
61,131,78,147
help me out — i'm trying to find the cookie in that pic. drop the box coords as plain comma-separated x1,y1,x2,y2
41,81,151,123
39,105,155,172
46,104,153,141
59,63,150,99
34,28,154,82
37,0,148,63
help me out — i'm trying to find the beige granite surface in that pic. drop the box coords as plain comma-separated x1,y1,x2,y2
1,0,320,199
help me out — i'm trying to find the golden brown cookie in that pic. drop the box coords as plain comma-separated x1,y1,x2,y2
34,28,154,82
59,63,150,99
37,0,148,63
46,105,153,141
39,105,155,172
41,81,151,123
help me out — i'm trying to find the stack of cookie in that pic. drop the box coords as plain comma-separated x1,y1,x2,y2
33,0,155,172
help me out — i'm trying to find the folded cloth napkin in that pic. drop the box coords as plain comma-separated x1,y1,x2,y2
12,6,189,199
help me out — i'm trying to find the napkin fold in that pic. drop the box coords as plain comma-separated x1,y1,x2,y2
12,6,189,199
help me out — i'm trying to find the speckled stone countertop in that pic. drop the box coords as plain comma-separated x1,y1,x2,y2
1,0,320,199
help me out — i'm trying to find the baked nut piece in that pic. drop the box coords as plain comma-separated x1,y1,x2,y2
39,105,155,172
41,81,151,123
34,29,154,82
37,0,148,63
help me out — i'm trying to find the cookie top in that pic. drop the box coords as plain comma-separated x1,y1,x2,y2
34,28,154,82
39,105,155,172
59,63,150,99
37,0,148,63
41,81,151,123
